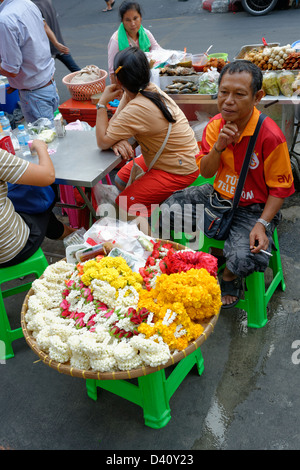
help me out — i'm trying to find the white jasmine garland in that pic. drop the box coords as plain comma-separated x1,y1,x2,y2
174,324,187,338
25,260,173,372
162,308,177,326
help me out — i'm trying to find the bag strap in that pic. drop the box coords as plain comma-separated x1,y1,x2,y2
232,113,266,210
148,121,172,171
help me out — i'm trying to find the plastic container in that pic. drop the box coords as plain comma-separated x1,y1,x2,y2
208,53,229,61
0,110,11,134
192,54,208,72
292,40,300,51
0,83,19,114
17,124,30,157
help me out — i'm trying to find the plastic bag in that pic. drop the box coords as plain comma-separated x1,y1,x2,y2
65,120,92,131
191,111,211,141
83,217,154,259
27,118,56,142
27,118,54,134
92,183,120,216
145,49,191,68
262,71,279,96
198,68,219,95
277,70,295,97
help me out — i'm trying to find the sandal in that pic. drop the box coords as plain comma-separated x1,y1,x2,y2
102,1,115,11
220,277,242,309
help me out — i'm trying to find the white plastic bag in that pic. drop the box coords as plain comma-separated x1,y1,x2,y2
83,217,154,259
92,183,120,216
191,111,211,141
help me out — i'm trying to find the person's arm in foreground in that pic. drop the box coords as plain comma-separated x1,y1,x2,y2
16,140,55,186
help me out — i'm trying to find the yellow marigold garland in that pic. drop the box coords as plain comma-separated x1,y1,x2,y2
137,268,221,351
80,257,143,291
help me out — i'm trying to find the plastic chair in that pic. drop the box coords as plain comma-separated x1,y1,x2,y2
0,247,48,360
86,347,204,429
172,228,285,328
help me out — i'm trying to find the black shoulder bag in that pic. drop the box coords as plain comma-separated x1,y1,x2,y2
204,113,266,240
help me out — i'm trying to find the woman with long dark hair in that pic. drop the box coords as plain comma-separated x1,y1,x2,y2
95,46,199,222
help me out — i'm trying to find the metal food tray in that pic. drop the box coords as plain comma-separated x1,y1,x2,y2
234,43,280,61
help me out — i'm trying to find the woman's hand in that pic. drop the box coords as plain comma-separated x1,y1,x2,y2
112,140,135,161
30,139,48,153
99,84,123,106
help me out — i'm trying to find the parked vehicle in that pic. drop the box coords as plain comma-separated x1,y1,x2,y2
241,0,278,15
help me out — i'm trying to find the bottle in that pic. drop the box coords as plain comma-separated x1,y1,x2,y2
0,123,15,154
17,124,31,157
0,111,11,135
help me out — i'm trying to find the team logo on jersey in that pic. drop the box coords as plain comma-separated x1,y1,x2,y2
249,151,259,170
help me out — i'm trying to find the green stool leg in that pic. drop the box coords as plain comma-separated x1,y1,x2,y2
0,294,19,360
86,348,204,428
237,272,268,328
0,247,48,360
138,370,171,429
269,228,286,292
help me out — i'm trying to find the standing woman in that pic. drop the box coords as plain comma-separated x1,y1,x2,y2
95,47,199,223
107,1,161,83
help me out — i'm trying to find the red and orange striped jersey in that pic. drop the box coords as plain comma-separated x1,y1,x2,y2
198,107,295,205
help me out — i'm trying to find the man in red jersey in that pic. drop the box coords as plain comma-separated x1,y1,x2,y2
161,60,294,308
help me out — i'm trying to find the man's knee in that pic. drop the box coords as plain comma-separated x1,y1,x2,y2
224,245,269,278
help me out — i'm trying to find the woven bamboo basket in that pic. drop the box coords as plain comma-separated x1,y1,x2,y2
21,240,220,381
62,67,107,101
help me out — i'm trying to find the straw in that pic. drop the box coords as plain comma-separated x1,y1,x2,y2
204,45,213,56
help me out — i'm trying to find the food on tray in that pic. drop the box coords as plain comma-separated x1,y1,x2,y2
282,52,300,70
164,79,198,94
292,72,300,92
176,59,193,68
203,58,227,73
159,66,197,76
277,70,295,97
262,71,280,96
244,45,295,70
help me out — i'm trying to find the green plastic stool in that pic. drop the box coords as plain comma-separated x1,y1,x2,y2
172,228,285,328
86,347,204,429
0,247,48,360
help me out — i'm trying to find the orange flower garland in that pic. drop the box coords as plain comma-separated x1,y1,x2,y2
137,268,221,351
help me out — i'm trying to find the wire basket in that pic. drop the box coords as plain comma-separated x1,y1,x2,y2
62,68,108,101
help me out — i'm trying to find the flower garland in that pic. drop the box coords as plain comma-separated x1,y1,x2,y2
138,240,218,288
25,241,221,372
137,268,221,351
